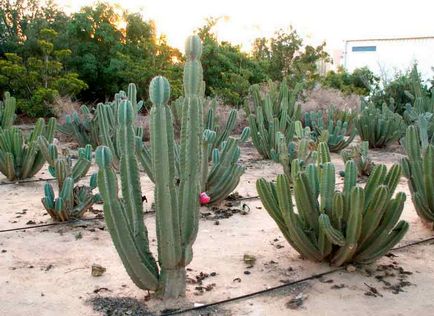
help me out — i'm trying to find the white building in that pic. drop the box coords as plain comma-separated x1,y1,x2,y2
343,36,434,81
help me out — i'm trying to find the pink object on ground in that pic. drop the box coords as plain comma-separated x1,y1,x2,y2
199,192,211,205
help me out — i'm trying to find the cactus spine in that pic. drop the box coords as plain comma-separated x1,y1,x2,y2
401,125,434,225
0,92,16,129
38,136,100,221
257,143,409,265
0,118,56,181
95,35,203,298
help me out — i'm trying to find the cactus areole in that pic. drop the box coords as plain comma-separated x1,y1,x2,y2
96,35,204,298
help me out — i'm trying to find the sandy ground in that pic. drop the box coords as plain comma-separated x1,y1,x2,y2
0,141,433,316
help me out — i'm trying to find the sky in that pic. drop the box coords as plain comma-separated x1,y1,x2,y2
58,0,434,53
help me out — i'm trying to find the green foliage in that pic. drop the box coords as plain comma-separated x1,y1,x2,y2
247,80,302,159
95,35,203,298
304,108,356,152
321,67,379,96
0,117,56,180
65,3,182,102
401,125,434,225
257,144,409,265
38,136,101,221
0,92,17,129
341,141,375,177
0,26,87,116
370,65,431,115
197,18,266,106
356,101,406,148
252,28,330,88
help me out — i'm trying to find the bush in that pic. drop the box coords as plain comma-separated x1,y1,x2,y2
321,66,378,96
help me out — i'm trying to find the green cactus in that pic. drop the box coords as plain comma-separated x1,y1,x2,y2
257,143,409,265
95,35,203,298
0,118,56,181
136,37,248,205
38,136,100,221
341,141,374,177
247,80,302,159
356,101,406,148
97,83,144,169
57,104,100,148
274,131,316,180
0,92,16,129
401,125,434,225
304,108,356,152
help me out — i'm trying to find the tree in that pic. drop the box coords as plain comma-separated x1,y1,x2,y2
252,28,330,88
196,17,266,105
0,27,87,116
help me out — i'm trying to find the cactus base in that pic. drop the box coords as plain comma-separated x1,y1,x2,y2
158,268,187,298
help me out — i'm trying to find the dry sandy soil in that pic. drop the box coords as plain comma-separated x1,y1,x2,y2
0,141,433,316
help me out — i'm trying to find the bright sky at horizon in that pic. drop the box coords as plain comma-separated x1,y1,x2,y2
58,0,434,54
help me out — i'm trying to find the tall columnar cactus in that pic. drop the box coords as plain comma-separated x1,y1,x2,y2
355,101,406,148
341,141,375,177
57,105,100,148
0,118,56,181
95,35,203,298
257,144,409,265
401,125,434,225
304,109,356,152
97,84,144,168
247,80,302,159
38,136,100,221
0,92,16,129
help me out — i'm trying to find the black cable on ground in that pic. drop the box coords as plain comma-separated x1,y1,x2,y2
161,235,434,315
162,268,344,315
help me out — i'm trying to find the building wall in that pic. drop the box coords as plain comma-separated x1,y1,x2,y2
343,37,434,81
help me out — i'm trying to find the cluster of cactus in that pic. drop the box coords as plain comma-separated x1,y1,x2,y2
402,68,434,142
57,105,100,148
0,92,16,129
95,35,204,298
341,141,375,177
401,125,434,225
137,127,249,205
0,118,56,181
274,130,316,180
257,142,409,265
247,80,302,159
304,108,356,152
38,136,100,221
97,83,144,168
355,101,406,148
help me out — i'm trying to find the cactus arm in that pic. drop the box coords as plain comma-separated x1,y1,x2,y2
257,176,322,261
96,146,159,290
319,214,346,246
135,138,155,182
355,221,409,263
149,77,183,273
359,185,389,243
293,172,320,234
423,146,434,212
331,187,364,266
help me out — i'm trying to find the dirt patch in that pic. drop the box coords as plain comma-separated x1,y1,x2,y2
89,296,153,316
